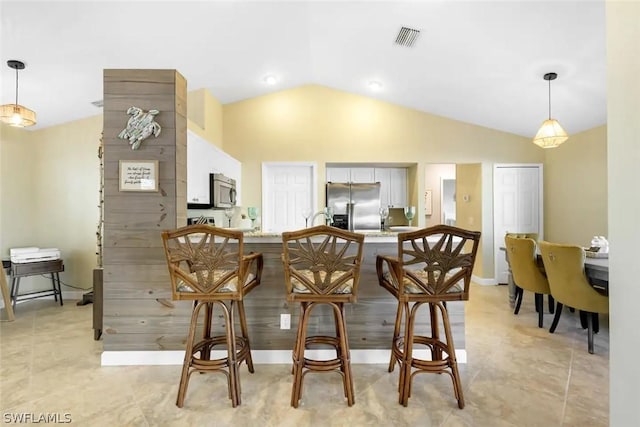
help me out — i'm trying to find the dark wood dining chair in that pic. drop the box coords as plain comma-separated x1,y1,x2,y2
377,225,481,408
281,225,365,408
161,225,263,407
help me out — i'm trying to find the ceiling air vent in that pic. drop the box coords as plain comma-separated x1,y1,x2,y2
91,99,104,108
394,26,420,48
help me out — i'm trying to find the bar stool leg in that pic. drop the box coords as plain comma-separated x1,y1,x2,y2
438,301,464,409
176,301,204,408
388,301,403,372
201,302,213,361
225,301,240,407
429,302,442,360
237,300,254,373
291,301,312,408
333,302,354,406
400,302,417,407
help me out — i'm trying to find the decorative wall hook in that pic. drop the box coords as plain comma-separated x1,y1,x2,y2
118,106,162,150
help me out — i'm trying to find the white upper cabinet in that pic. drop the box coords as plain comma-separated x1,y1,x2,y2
374,168,391,207
187,130,242,206
326,167,375,183
388,167,407,208
328,166,408,208
326,167,351,183
350,167,375,183
375,167,407,208
187,132,214,205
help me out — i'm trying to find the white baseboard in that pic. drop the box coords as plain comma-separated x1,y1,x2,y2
472,275,498,286
101,349,467,366
0,290,86,309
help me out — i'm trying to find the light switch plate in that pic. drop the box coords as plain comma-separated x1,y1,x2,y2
280,313,291,329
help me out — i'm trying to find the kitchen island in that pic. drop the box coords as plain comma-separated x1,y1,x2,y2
240,230,466,355
101,229,467,365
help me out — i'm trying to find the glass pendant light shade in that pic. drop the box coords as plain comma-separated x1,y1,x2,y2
0,60,37,128
533,118,568,148
533,72,567,148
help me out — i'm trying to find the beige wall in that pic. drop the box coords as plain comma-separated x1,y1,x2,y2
0,125,37,253
455,163,484,275
0,88,217,298
186,88,223,147
607,0,640,423
0,116,101,295
223,85,544,279
544,125,607,247
0,81,610,296
223,84,542,226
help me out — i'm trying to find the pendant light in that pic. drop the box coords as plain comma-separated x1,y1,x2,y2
533,72,568,148
0,60,37,127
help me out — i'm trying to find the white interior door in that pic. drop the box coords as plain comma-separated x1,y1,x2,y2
262,163,317,232
493,164,543,283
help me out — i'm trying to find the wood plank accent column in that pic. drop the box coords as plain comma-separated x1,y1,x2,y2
103,70,188,350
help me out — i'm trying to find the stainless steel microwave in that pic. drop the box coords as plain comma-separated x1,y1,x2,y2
211,173,237,208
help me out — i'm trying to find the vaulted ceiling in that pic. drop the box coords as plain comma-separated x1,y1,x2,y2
0,1,606,138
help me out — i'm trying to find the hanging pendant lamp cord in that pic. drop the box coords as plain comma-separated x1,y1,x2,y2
14,66,19,107
548,77,552,120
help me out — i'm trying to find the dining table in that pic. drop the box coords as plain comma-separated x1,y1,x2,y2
500,247,609,307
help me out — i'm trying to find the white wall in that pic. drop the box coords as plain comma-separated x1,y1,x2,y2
424,163,455,227
607,0,640,423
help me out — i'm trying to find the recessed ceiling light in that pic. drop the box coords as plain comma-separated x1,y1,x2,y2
368,80,383,91
263,75,277,85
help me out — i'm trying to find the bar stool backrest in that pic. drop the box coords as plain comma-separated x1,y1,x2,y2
394,225,481,301
282,225,365,301
162,224,246,301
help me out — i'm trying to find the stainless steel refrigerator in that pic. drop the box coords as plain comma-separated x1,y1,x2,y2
326,182,381,231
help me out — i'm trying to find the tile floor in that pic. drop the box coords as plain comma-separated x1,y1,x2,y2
0,284,608,426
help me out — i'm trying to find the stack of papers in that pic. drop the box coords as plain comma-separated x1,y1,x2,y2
10,247,61,263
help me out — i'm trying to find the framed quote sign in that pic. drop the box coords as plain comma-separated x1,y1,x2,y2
119,160,159,192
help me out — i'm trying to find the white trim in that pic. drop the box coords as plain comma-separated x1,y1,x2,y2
0,290,84,309
472,275,498,286
101,349,467,366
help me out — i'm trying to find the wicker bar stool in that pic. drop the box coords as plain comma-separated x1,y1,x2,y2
161,225,263,408
377,225,481,408
281,225,365,408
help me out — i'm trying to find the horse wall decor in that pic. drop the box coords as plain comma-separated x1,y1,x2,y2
118,106,162,150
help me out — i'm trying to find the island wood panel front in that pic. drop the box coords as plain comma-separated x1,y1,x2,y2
100,237,465,352
102,69,186,351
240,240,465,351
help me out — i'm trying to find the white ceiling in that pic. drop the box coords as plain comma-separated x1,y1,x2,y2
0,1,606,138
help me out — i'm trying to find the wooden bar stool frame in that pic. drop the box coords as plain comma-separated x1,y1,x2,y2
281,225,365,408
162,225,263,408
377,225,481,408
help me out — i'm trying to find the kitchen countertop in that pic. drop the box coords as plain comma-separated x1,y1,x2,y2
243,229,402,243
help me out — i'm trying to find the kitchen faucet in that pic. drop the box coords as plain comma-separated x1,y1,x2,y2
312,208,334,226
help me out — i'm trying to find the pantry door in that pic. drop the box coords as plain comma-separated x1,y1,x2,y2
493,164,543,283
262,162,317,232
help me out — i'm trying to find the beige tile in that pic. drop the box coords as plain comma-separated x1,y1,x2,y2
0,284,609,426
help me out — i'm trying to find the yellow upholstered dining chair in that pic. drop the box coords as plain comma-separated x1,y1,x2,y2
504,236,552,327
538,241,609,354
281,225,365,408
161,225,263,407
505,232,538,241
377,225,481,408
